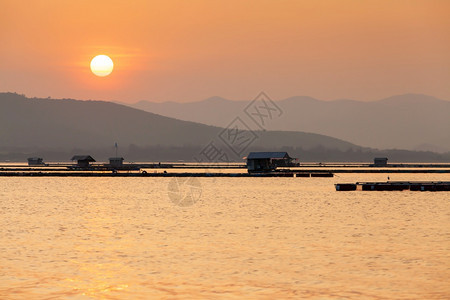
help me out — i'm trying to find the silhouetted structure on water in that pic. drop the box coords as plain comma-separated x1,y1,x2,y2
373,157,388,167
27,157,44,166
71,155,96,168
109,157,124,168
246,152,298,173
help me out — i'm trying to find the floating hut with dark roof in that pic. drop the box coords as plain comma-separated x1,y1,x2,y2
246,152,297,173
27,157,44,166
71,155,96,168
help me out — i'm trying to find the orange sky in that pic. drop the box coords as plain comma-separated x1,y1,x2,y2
1,0,449,102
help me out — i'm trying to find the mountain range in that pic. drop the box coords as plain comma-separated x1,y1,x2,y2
129,94,450,153
1,92,449,162
0,93,357,161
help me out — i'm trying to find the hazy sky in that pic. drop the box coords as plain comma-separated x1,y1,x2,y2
1,0,449,103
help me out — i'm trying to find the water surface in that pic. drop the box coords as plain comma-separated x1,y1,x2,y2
0,173,449,299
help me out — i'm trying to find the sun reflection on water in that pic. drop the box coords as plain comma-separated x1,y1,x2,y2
0,174,449,298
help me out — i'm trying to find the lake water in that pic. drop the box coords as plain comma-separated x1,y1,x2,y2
0,173,449,299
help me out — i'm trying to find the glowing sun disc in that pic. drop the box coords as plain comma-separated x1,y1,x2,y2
90,55,114,77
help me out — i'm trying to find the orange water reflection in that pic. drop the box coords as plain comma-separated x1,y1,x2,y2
0,174,449,299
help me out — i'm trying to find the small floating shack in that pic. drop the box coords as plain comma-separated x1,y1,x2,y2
109,157,124,168
71,155,96,168
246,152,298,173
27,157,44,166
373,157,388,167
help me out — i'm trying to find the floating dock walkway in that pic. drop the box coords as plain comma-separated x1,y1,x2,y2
2,161,450,174
335,181,450,191
1,167,449,174
0,171,333,178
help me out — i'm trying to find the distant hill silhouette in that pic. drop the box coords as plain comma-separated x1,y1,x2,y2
0,93,359,161
130,94,450,152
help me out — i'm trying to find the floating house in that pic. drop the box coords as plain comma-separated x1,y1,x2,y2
246,152,297,173
71,155,96,168
373,157,388,167
27,157,44,166
109,157,124,168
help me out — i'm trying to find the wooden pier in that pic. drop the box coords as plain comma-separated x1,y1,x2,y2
2,162,450,171
1,162,449,177
1,165,449,174
0,171,333,178
335,181,450,191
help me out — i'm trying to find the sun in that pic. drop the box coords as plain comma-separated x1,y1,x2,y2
90,55,114,77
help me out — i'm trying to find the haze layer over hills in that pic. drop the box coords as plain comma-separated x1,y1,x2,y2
0,93,356,161
1,93,449,162
130,94,450,153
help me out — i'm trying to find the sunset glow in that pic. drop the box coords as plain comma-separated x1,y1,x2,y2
1,0,449,102
1,1,450,299
90,55,114,77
